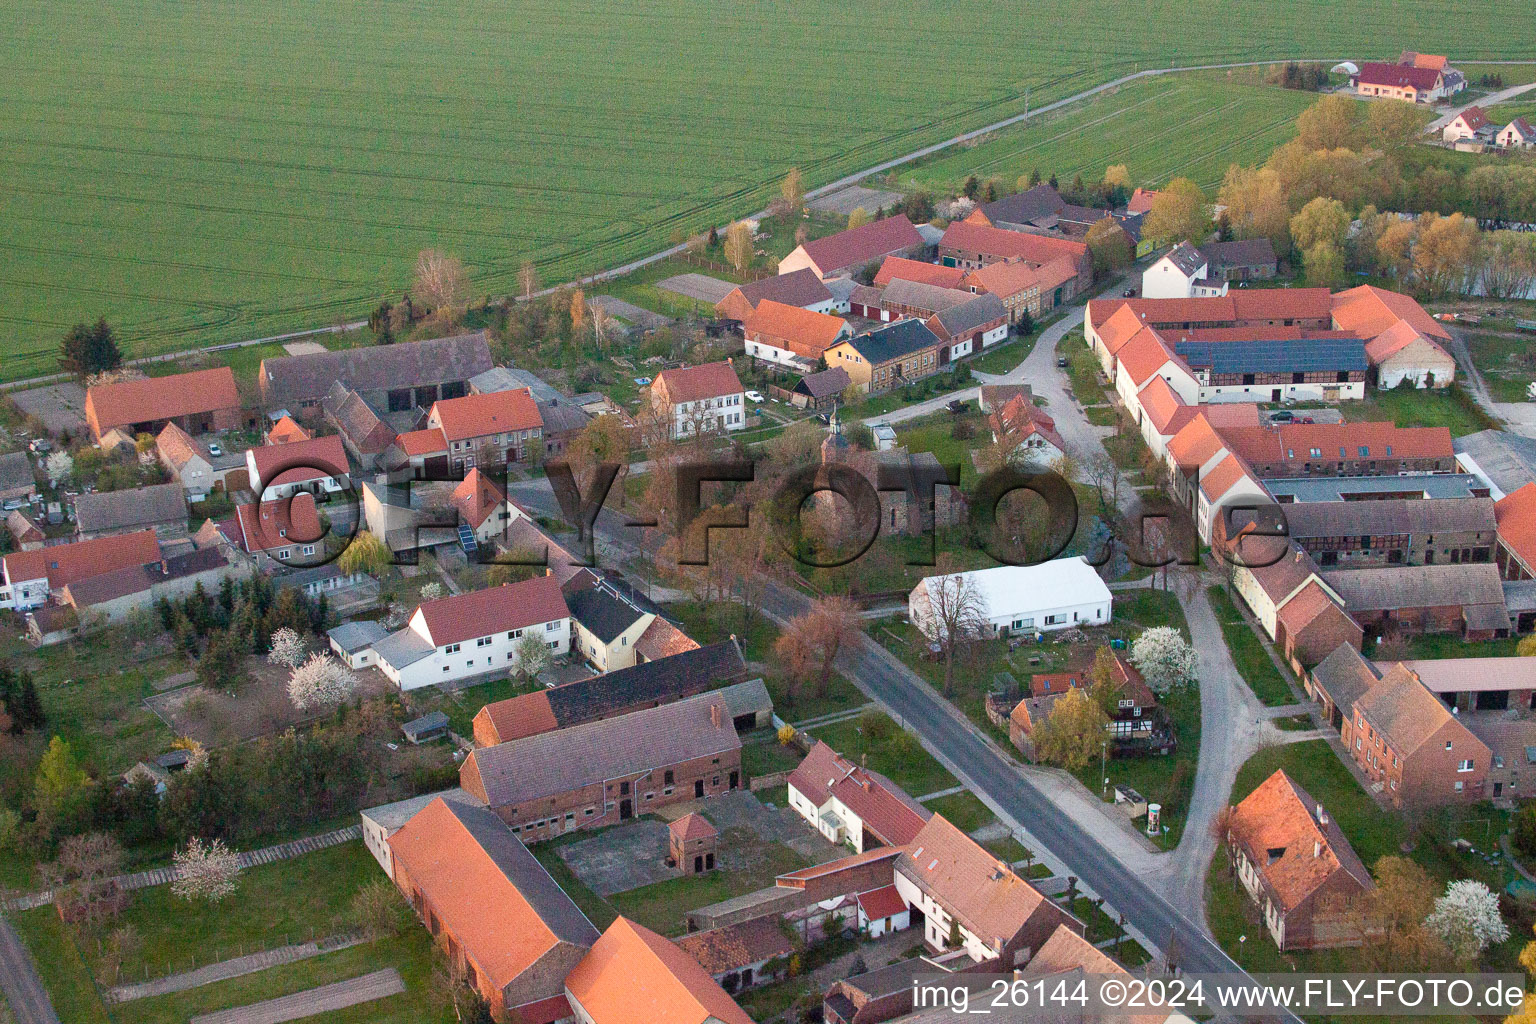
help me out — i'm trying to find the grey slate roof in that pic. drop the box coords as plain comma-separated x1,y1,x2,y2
794,367,852,400
977,184,1067,228
401,711,449,740
328,619,389,654
0,452,36,496
1262,473,1482,502
373,625,436,669
473,366,561,404
1309,643,1381,712
1320,563,1508,612
537,398,591,436
1454,429,1536,497
718,678,773,721
879,278,972,313
469,690,742,806
65,545,228,607
544,638,749,726
261,332,493,406
360,787,483,835
1205,237,1278,272
322,383,396,457
930,293,1008,336
1161,241,1209,276
1174,338,1367,374
727,268,834,313
565,583,647,644
843,319,942,365
1278,497,1496,539
74,483,187,534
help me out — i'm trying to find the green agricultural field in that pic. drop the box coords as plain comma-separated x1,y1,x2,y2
901,75,1318,195
1,0,1532,379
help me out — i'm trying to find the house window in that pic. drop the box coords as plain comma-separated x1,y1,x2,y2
664,770,674,785
445,643,461,654
548,641,558,650
546,621,559,631
1458,759,1474,772
508,629,522,639
476,636,491,647
301,545,316,556
1455,781,1464,792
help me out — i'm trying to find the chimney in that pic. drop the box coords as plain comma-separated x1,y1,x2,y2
1316,803,1328,826
710,703,721,728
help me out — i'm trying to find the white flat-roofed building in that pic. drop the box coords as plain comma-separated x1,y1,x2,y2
907,556,1112,638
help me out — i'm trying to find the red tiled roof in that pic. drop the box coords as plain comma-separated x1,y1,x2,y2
875,257,966,289
1453,106,1489,131
85,367,239,433
1228,769,1373,914
856,884,908,921
775,847,903,885
674,918,794,975
1136,375,1186,434
787,741,930,846
1276,580,1340,637
415,575,568,647
742,300,849,359
566,917,754,1024
248,434,348,489
668,813,717,842
939,220,1087,265
1217,422,1454,466
962,259,1041,300
1331,284,1451,342
1125,188,1160,215
452,468,509,530
1200,452,1256,503
1093,303,1152,358
2,530,160,587
1496,483,1536,572
1095,289,1333,329
265,415,313,444
386,797,595,993
991,394,1065,453
654,361,743,406
474,690,558,745
393,428,448,458
1401,52,1449,71
1116,328,1177,386
634,617,700,662
155,422,205,471
796,215,923,276
431,389,543,442
1166,415,1227,470
1356,61,1442,91
233,495,322,553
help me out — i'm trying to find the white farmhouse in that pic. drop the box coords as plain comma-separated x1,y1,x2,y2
785,741,931,853
908,556,1112,638
246,434,351,501
372,575,570,690
1141,242,1227,300
649,361,747,440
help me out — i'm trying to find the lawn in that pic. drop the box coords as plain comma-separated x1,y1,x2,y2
902,74,1319,195
1343,384,1497,437
921,791,996,834
3,0,1526,378
967,325,1042,375
1205,585,1295,706
1462,327,1535,404
803,711,958,797
1070,684,1200,850
1059,329,1109,407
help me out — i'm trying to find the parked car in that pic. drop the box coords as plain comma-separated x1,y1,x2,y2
1122,287,1137,297
207,441,224,457
1056,356,1070,368
946,399,969,414
26,438,51,454
744,390,764,403
1269,410,1294,423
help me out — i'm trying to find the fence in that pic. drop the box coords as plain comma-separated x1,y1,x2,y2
675,252,777,282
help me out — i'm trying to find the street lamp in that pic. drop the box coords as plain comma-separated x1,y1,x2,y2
1101,740,1108,796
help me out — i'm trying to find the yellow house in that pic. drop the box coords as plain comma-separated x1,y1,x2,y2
564,571,699,673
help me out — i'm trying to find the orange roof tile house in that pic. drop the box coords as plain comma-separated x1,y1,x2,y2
786,741,932,854
566,917,755,1024
84,367,244,441
649,361,746,440
426,389,545,469
388,797,599,1023
741,300,852,369
1225,770,1374,950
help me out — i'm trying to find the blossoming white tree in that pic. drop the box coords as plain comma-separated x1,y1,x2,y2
266,627,307,669
419,582,443,602
171,837,240,904
1425,879,1508,963
44,450,73,485
1129,626,1198,693
286,652,357,711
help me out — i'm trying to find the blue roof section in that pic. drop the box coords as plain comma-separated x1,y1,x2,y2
1174,338,1368,374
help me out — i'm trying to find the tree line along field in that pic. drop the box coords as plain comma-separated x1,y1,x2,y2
900,75,1320,195
1,0,1533,380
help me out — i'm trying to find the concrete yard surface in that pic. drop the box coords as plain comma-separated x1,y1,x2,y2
188,968,404,1024
558,820,673,895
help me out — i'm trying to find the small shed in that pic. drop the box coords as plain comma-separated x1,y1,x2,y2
327,620,388,669
669,812,718,875
400,711,450,745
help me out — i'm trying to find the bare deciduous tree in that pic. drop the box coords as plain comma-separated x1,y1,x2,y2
413,249,466,312
518,260,539,300
724,221,755,275
914,564,989,696
775,596,864,698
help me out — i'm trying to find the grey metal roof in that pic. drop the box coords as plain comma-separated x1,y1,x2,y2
1454,429,1536,498
1262,473,1482,502
718,677,772,719
360,787,482,834
537,399,591,435
472,366,561,404
843,319,942,365
373,626,436,669
1174,338,1367,375
401,711,449,738
74,483,187,534
879,278,972,313
327,620,389,653
1505,580,1536,613
977,184,1066,228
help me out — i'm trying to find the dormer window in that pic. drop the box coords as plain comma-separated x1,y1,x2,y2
1266,847,1286,865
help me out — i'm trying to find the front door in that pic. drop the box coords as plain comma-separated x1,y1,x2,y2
620,799,633,820
729,770,739,790
694,855,704,872
694,779,704,798
1495,782,1505,797
1271,388,1282,402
